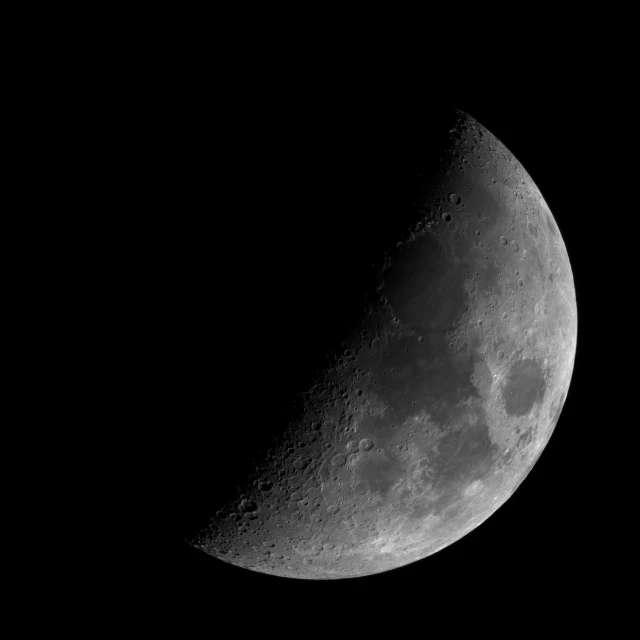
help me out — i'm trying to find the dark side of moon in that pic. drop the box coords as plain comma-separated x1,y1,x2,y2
189,109,577,579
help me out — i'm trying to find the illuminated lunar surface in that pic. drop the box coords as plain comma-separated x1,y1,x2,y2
189,109,577,579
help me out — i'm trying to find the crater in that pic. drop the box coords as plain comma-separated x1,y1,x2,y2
354,449,404,497
500,358,546,416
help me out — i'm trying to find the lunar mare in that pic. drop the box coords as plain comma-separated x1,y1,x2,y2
190,109,577,579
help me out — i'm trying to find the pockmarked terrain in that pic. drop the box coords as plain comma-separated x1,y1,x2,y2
190,109,577,579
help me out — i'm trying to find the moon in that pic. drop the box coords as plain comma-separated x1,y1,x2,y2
188,108,577,579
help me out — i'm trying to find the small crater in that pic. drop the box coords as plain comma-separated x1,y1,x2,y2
239,499,258,513
500,235,508,245
355,482,369,495
331,454,346,467
449,193,462,205
442,212,452,222
464,279,476,294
